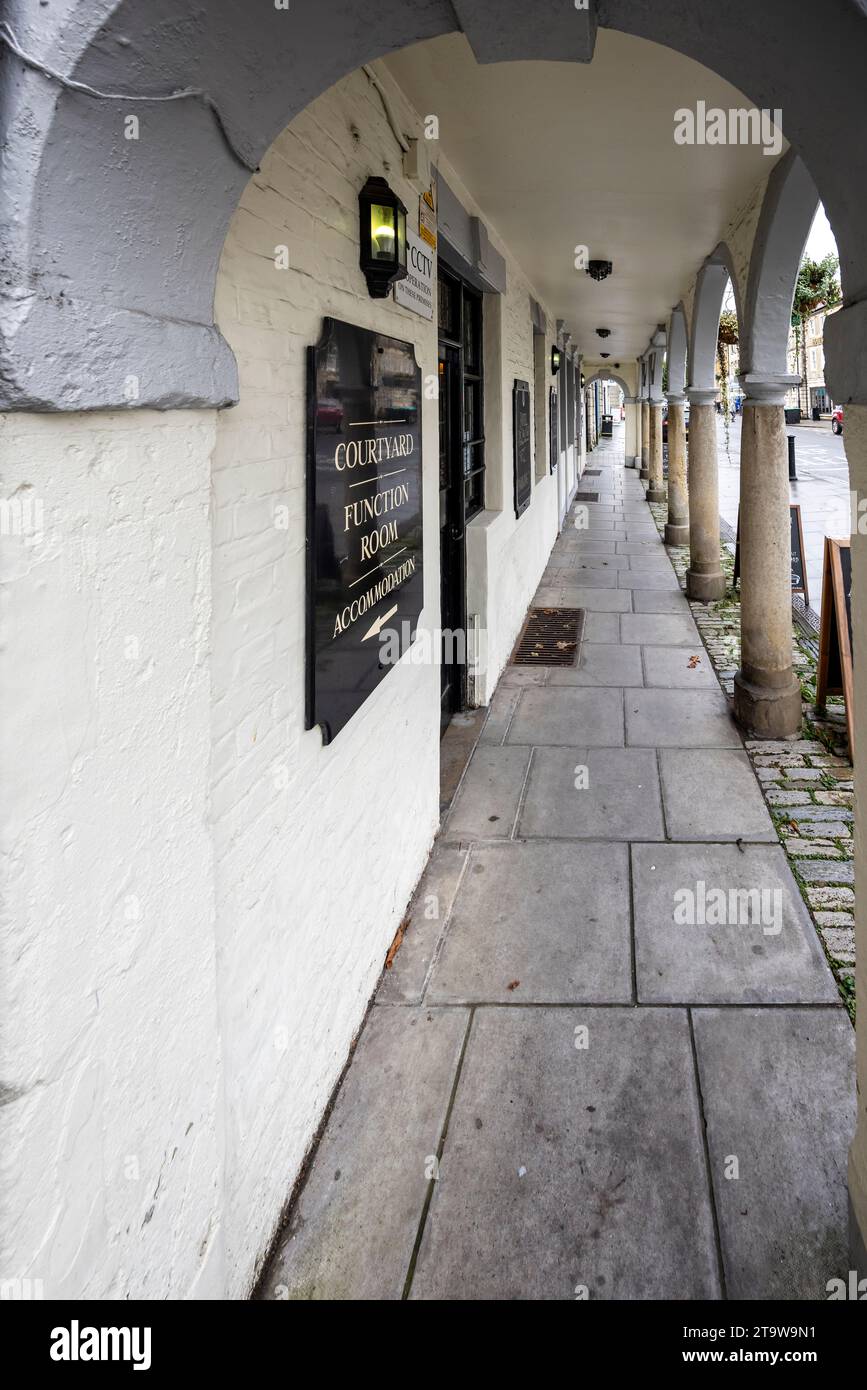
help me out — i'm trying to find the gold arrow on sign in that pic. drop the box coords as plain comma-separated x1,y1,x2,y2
361,603,398,642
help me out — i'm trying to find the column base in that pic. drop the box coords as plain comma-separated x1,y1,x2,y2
733,669,802,738
664,521,690,546
686,567,725,602
647,486,666,504
850,1151,867,1282
639,467,649,481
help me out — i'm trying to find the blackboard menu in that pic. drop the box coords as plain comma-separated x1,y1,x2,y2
840,543,853,651
733,503,808,605
513,378,532,518
789,504,807,601
549,387,559,472
816,537,853,756
306,317,423,743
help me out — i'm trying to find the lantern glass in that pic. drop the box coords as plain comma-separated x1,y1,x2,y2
396,206,407,268
370,203,397,260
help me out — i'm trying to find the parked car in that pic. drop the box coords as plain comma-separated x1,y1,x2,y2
832,405,844,435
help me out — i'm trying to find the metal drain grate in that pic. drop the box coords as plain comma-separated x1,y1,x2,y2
511,607,585,666
573,491,599,502
583,469,602,476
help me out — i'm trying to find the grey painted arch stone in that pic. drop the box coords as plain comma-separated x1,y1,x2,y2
2,0,867,411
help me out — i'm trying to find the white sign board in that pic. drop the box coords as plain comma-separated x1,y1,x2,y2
394,230,434,321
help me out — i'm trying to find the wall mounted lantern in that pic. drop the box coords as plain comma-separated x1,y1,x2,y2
587,260,613,282
359,176,408,298
595,327,611,339
600,352,610,359
551,345,562,375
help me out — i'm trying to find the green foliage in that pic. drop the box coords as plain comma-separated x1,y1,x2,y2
718,309,739,345
792,254,841,323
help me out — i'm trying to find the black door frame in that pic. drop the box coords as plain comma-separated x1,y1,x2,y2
437,262,484,731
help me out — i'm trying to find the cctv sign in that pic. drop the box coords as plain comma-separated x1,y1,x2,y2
394,229,434,320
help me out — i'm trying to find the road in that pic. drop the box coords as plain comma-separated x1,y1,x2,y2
715,415,850,615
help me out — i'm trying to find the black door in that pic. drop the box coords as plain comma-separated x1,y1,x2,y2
437,266,485,733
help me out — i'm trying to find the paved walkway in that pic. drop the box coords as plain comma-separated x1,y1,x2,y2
260,432,854,1301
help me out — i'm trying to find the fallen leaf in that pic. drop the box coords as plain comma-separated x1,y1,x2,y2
506,979,521,991
385,918,408,969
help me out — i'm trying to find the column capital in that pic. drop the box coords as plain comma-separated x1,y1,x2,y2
686,387,717,406
623,396,638,405
738,373,800,406
649,395,665,407
666,392,686,406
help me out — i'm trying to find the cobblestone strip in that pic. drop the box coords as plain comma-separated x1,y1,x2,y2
648,499,856,1019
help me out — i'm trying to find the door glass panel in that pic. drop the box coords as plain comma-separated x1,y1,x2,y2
438,358,448,489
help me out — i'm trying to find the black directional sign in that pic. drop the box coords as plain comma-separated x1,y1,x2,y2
306,317,423,743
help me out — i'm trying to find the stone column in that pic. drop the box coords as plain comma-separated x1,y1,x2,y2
640,399,649,478
646,401,666,503
664,394,689,545
845,402,867,1281
685,388,725,602
732,381,802,737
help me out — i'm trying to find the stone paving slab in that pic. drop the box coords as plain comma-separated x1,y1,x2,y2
518,746,664,841
626,689,742,748
658,749,777,842
570,554,630,572
620,612,701,645
632,842,840,1004
559,567,620,588
796,860,855,885
410,1007,721,1300
618,571,681,591
547,642,643,687
641,645,718,689
258,1007,469,1301
630,590,692,614
566,540,617,555
477,685,522,744
426,841,632,1005
692,1007,854,1299
497,665,549,690
507,686,625,746
377,846,469,1005
445,745,530,838
556,586,632,612
582,612,622,643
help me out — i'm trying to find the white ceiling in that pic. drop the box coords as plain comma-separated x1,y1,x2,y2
384,30,783,359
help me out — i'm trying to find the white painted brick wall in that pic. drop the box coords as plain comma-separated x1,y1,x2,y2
0,412,224,1299
0,60,563,1303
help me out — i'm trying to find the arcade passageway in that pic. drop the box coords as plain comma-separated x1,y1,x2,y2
259,432,854,1300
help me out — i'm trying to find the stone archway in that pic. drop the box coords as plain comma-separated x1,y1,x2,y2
3,0,867,412
584,370,631,400
741,149,819,383
667,304,688,397
687,245,742,395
